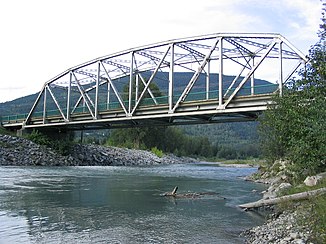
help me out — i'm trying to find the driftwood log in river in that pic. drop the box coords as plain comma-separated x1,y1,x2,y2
162,186,226,199
239,187,326,210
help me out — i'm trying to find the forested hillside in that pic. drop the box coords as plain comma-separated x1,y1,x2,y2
181,122,260,159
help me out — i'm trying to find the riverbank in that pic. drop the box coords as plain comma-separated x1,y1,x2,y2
241,164,326,243
0,134,195,166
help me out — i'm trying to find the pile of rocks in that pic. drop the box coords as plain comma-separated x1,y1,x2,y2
0,134,195,166
0,134,76,166
70,143,194,166
242,210,312,244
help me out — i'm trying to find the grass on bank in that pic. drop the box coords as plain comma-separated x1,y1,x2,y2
277,178,326,244
0,126,15,136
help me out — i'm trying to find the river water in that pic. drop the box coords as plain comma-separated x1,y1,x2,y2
0,163,266,244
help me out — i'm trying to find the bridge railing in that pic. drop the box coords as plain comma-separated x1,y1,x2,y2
1,83,278,124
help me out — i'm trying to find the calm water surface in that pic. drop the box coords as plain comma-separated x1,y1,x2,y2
0,163,266,244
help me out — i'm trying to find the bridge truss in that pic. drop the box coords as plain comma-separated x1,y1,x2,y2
9,33,308,130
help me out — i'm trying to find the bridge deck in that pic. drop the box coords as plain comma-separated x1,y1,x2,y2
1,93,273,130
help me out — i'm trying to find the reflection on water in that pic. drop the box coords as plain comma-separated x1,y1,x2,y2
0,163,266,243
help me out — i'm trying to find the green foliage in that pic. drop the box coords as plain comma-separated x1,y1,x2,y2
25,129,74,156
151,147,164,158
25,130,51,146
107,126,217,158
259,9,326,180
182,122,261,159
107,123,263,160
54,138,74,156
310,194,326,243
0,126,15,136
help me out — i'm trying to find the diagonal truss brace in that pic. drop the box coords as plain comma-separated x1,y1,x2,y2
171,38,220,113
176,43,206,59
46,85,68,122
130,46,170,115
24,84,46,126
223,40,278,108
72,73,96,119
100,61,129,115
138,73,158,105
137,51,170,67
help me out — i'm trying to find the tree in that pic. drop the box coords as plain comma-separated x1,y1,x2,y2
259,4,326,180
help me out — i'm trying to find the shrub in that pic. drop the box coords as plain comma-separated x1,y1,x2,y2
25,130,51,146
151,147,164,158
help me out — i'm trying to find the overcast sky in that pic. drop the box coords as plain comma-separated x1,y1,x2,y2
0,0,323,103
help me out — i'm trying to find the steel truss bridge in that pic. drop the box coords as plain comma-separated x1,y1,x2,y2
1,33,307,131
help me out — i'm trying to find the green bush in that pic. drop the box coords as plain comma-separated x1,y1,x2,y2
151,147,164,158
25,130,51,146
25,129,73,156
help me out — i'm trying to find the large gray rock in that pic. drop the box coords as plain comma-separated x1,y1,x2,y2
303,175,322,186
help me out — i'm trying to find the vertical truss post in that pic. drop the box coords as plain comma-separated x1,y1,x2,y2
251,57,255,95
107,79,111,110
135,73,139,103
279,41,283,96
169,43,174,112
67,72,72,120
218,37,223,107
206,59,210,100
43,88,47,124
95,61,100,118
128,52,134,115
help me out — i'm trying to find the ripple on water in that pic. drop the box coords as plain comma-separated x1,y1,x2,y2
0,211,31,244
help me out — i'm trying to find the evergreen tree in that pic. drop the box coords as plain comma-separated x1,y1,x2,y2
259,4,326,179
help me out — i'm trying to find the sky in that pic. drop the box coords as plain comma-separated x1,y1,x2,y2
0,0,323,103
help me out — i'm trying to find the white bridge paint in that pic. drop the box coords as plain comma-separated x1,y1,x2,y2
2,33,307,131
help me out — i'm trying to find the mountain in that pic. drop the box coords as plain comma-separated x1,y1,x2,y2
0,93,39,117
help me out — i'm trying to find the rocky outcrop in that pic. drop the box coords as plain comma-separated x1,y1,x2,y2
0,134,195,166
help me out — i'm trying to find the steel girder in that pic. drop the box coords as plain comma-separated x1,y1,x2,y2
21,33,308,130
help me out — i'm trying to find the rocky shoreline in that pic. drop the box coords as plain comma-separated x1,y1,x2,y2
242,209,312,244
241,161,325,244
0,134,195,166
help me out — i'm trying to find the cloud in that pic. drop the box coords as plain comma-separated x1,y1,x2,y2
284,0,322,38
0,0,322,103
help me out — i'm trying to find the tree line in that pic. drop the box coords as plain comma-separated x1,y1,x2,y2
106,125,260,159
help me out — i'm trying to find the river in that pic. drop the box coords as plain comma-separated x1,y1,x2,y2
0,163,266,244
